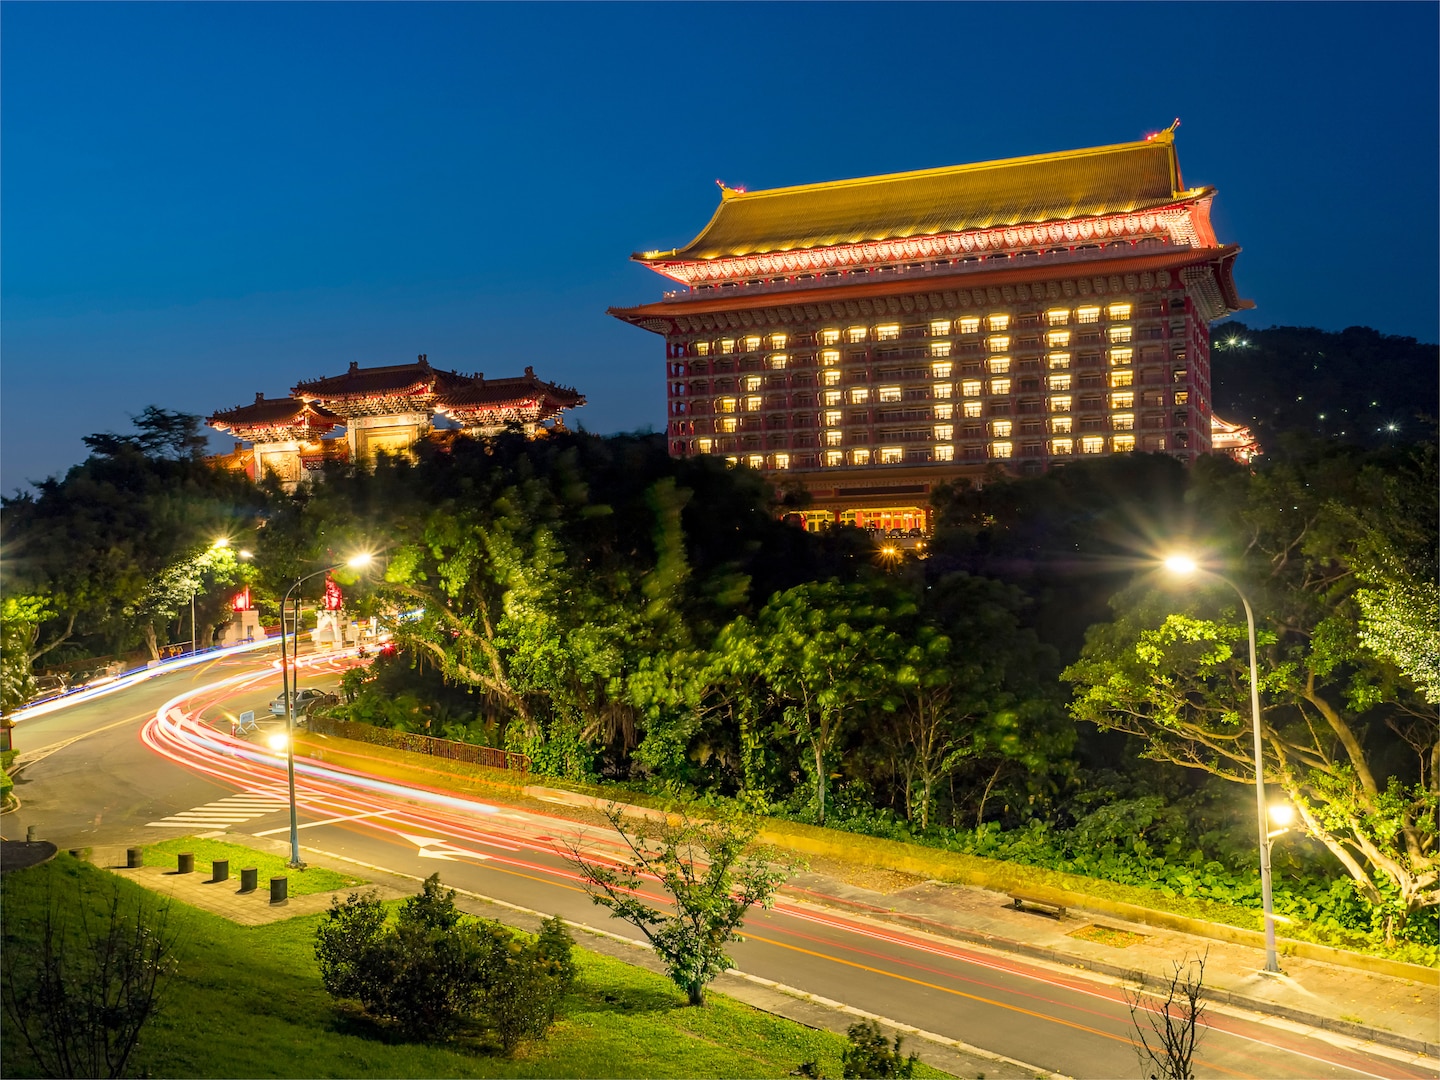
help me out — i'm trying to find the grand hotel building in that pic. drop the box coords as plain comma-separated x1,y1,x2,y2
610,127,1251,531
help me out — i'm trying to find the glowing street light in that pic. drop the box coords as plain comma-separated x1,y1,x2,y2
1163,552,1282,975
278,552,376,868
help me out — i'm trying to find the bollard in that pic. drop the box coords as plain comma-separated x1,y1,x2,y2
26,825,36,842
177,852,194,874
270,876,288,904
240,867,258,892
212,859,229,883
127,847,144,868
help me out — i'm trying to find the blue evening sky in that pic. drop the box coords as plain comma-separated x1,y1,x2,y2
3,2,1436,492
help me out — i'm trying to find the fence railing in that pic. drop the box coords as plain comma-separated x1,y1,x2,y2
307,714,530,774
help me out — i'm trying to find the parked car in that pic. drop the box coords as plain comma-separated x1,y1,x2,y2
27,674,68,701
886,527,905,538
906,527,924,538
269,688,338,717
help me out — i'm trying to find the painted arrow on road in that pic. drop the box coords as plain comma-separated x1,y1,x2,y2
399,831,493,862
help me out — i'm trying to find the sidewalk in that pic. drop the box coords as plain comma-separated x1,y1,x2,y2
782,870,1440,1058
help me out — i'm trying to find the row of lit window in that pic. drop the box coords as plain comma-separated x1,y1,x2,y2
709,382,1176,417
693,433,1143,466
690,305,1139,356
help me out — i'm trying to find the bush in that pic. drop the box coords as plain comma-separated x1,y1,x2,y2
841,1021,917,1079
314,875,572,1053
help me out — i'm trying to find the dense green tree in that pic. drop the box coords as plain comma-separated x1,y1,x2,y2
720,582,906,825
1065,443,1438,933
1,409,267,666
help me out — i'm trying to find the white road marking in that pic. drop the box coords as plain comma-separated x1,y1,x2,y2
145,793,288,828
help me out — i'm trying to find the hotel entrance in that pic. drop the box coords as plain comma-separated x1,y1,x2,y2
838,506,929,534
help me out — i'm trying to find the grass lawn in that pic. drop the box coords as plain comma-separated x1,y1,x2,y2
143,836,367,896
2,856,951,1079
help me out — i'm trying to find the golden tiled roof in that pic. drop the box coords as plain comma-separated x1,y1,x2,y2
637,130,1199,263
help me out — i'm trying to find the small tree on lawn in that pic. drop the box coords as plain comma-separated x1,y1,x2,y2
2,879,176,1079
1125,952,1208,1080
566,805,789,1005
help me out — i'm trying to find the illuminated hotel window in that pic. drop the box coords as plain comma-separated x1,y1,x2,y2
1051,438,1074,455
988,335,1011,353
773,453,791,469
991,420,1012,438
1046,331,1071,349
824,429,843,446
726,456,738,465
1109,370,1134,388
826,450,844,466
961,380,982,397
744,376,762,392
744,336,761,352
990,377,1011,395
770,333,788,349
719,418,738,433
875,324,900,341
748,454,764,469
878,386,902,403
697,438,713,453
820,329,841,346
851,448,871,465
1048,373,1072,391
963,400,982,418
932,361,953,378
933,402,953,419
717,397,737,412
1109,347,1134,366
934,424,954,440
720,338,736,353
1174,391,1190,405
1048,355,1071,374
1050,416,1073,434
824,410,842,426
823,390,842,406
846,326,867,343
1107,303,1132,320
1110,391,1134,409
934,445,955,462
1109,325,1133,343
1112,435,1136,452
1046,309,1070,326
1080,436,1105,454
695,342,711,356
930,319,952,336
958,317,981,334
821,349,841,366
822,369,841,386
879,447,903,464
769,353,788,370
1050,395,1073,413
987,314,1010,331
931,342,952,358
988,357,1011,374
1112,414,1135,431
933,382,953,398
1076,306,1100,324
990,441,1013,459
849,387,870,404
745,396,762,411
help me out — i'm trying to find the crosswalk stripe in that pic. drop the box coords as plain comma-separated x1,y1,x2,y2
144,791,291,828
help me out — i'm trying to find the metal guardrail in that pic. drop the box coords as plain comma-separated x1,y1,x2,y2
307,714,531,774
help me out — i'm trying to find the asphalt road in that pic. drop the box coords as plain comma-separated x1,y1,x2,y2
5,653,1432,1080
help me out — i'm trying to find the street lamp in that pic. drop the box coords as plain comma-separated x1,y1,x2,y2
1162,553,1282,975
278,553,373,868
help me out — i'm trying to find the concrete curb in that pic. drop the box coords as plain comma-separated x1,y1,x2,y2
789,886,1440,1059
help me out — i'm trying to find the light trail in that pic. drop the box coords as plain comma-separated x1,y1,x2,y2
136,668,1431,1080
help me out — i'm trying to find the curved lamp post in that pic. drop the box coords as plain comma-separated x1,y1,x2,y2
1162,554,1283,975
279,553,373,868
